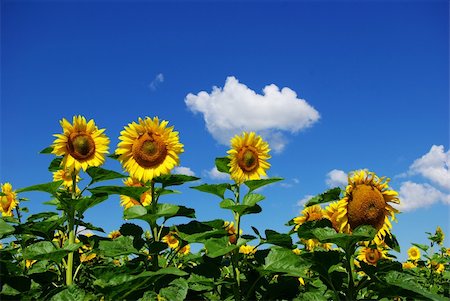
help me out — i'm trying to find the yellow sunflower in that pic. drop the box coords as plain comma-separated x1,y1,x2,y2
53,169,81,189
116,117,184,183
162,231,179,249
0,183,18,217
239,245,257,255
357,244,387,266
227,132,271,183
119,177,152,209
435,226,445,246
108,230,122,240
402,261,416,269
179,244,191,256
324,201,343,232
293,205,323,231
407,246,421,261
52,116,110,171
223,221,242,244
336,170,399,245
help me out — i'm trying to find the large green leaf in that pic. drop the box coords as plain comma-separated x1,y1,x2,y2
17,181,64,196
190,183,230,199
310,225,376,252
264,229,293,248
204,237,239,258
98,236,139,257
74,193,109,215
262,247,310,277
176,220,228,243
48,157,63,172
219,198,262,216
383,271,447,301
159,278,189,301
123,203,195,223
244,178,283,192
215,157,231,174
86,167,126,184
49,285,93,301
23,241,82,262
40,146,54,154
304,187,341,207
0,219,15,238
88,186,149,201
154,174,200,187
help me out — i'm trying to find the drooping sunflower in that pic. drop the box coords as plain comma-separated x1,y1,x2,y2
116,117,184,183
119,177,152,209
293,205,323,231
0,183,18,217
227,132,271,183
324,201,343,232
357,244,387,266
407,246,421,261
336,170,400,244
52,116,110,171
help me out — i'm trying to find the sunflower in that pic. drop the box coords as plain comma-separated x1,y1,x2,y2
239,245,256,255
227,132,271,183
0,183,18,217
119,177,152,209
336,170,399,244
402,261,416,269
293,205,323,231
429,262,445,274
53,169,81,190
324,201,343,232
108,230,122,240
435,226,445,245
52,116,109,171
116,117,183,183
179,244,191,256
162,231,179,249
407,246,421,261
223,221,242,244
357,244,387,266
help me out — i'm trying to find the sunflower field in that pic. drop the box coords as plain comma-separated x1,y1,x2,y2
0,115,449,301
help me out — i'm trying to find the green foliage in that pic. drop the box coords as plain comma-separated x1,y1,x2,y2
304,187,341,207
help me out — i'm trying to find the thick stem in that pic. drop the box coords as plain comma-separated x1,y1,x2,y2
231,184,242,300
149,180,159,270
65,172,77,286
345,252,355,300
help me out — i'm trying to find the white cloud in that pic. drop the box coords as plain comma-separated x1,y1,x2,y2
297,194,314,208
396,181,447,212
205,167,229,180
172,166,195,176
325,169,348,187
149,73,164,90
409,145,450,190
185,76,320,153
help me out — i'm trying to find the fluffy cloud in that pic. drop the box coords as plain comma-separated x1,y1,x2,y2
325,169,348,187
297,194,314,208
409,145,450,190
205,167,229,180
172,166,195,176
185,76,320,153
396,181,447,212
149,73,164,90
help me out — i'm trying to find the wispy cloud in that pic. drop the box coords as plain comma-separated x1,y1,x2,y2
172,166,195,176
185,76,320,153
325,169,348,187
149,73,164,90
297,194,314,208
204,166,229,180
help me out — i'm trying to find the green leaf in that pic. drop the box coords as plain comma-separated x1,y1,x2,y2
17,181,64,196
304,187,341,207
119,223,143,238
124,204,195,223
244,177,283,192
48,157,63,172
310,225,376,252
88,186,149,201
243,193,265,206
99,236,139,257
86,167,126,184
383,271,447,301
49,285,87,301
384,233,401,252
204,237,239,258
74,193,109,215
219,198,262,216
262,247,310,277
176,220,228,243
296,219,333,237
154,174,200,187
159,278,189,301
215,157,231,174
0,219,15,238
187,274,215,292
23,241,82,262
412,243,429,252
264,229,293,248
40,146,54,154
191,183,230,199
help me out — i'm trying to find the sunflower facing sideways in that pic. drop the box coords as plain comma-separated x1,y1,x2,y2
227,132,271,183
116,117,184,183
0,183,18,217
336,170,400,245
52,116,110,172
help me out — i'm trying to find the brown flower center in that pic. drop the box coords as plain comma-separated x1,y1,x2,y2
132,132,168,168
366,249,381,265
347,184,386,230
1,195,11,212
68,133,96,161
237,146,259,172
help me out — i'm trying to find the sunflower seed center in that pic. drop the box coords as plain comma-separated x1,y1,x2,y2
238,147,259,172
132,132,168,168
68,133,96,161
347,184,385,230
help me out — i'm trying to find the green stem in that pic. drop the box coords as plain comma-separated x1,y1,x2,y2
65,173,77,286
149,180,159,270
345,252,355,300
230,184,242,300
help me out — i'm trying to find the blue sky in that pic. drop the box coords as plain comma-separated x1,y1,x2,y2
1,0,448,260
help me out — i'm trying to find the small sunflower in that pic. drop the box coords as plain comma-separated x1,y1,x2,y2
324,201,343,232
407,246,421,261
108,230,122,240
337,170,399,244
239,245,256,255
0,183,18,217
357,244,387,266
116,117,184,183
119,177,152,209
53,169,81,189
435,226,445,245
52,116,110,171
227,132,271,183
162,231,179,249
179,244,191,256
293,205,323,231
223,221,242,244
430,262,445,274
402,261,416,269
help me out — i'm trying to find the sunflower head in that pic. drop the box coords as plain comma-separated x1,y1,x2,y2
357,244,387,266
324,201,343,232
52,116,110,171
293,205,323,231
53,169,81,191
337,170,399,244
407,246,421,261
0,183,18,217
402,261,416,269
179,244,191,256
108,230,122,240
162,231,180,249
239,245,256,255
116,117,184,183
227,132,271,183
119,177,152,209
